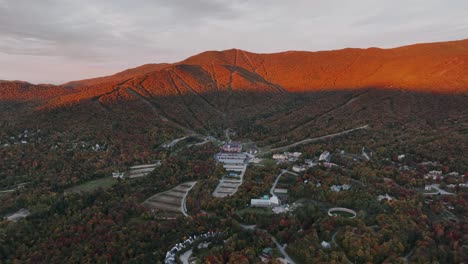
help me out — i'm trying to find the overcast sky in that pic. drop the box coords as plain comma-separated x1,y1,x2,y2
0,0,467,84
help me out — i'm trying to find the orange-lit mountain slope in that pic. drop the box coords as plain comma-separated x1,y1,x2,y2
182,39,468,92
62,63,171,88
0,81,74,101
1,39,467,106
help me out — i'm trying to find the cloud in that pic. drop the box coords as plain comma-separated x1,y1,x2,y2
0,0,467,84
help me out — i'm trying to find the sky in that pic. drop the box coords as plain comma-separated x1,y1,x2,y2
0,0,467,84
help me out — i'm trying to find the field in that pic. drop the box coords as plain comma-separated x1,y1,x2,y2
65,177,117,194
143,181,197,217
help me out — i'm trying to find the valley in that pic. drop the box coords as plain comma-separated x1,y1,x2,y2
0,40,467,263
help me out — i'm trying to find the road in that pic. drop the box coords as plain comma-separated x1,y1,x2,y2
424,184,455,195
331,230,353,264
224,128,231,142
181,181,198,217
264,125,369,155
238,223,296,264
179,249,193,264
165,136,188,148
270,170,298,196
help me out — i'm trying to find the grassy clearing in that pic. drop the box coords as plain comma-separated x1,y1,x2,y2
236,207,273,216
331,211,355,218
65,177,117,194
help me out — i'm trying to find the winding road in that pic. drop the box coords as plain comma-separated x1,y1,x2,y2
238,223,296,264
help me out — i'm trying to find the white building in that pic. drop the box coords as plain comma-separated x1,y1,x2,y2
273,152,302,162
273,153,287,160
215,153,247,172
321,241,331,249
319,151,331,162
112,172,125,179
251,198,271,208
251,196,280,207
292,165,307,173
377,194,393,201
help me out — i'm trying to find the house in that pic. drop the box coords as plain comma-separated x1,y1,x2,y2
323,162,338,168
377,194,393,201
112,172,125,179
247,147,259,155
221,142,242,153
330,184,351,192
273,152,302,162
270,196,280,207
262,247,273,259
289,152,302,158
321,241,331,249
292,164,307,172
273,153,288,160
319,151,331,162
342,184,351,190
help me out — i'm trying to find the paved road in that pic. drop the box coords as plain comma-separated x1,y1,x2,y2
264,125,369,155
181,181,198,217
331,230,353,264
270,170,298,196
424,184,455,195
225,128,231,142
238,223,296,264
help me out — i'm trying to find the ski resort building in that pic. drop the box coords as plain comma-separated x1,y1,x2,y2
215,153,248,172
221,142,242,153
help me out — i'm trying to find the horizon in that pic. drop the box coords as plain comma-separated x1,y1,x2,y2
1,0,468,84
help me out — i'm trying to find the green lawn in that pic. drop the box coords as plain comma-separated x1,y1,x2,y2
65,177,117,194
331,211,355,218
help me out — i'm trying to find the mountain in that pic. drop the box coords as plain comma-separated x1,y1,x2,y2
1,39,468,107
180,39,468,92
0,81,73,101
62,63,171,88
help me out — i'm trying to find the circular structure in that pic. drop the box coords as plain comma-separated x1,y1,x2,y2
328,207,357,218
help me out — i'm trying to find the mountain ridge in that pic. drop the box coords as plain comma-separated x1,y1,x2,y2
1,39,468,107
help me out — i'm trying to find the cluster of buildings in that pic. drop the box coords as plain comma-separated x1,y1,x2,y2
330,184,351,192
215,142,249,173
164,232,221,264
292,159,316,172
272,152,302,162
215,152,248,173
424,170,443,180
1,129,39,147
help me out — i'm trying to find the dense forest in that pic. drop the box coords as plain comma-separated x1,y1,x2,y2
0,89,467,263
